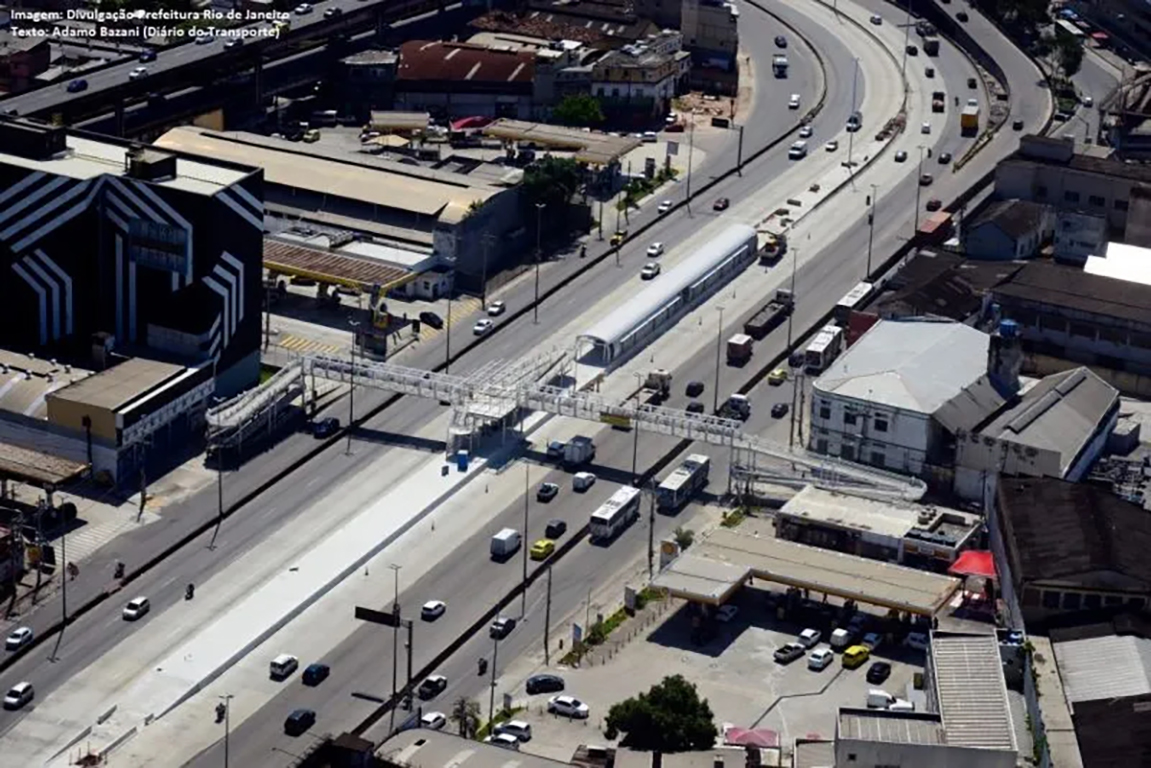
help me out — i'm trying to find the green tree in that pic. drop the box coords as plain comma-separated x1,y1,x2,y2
522,155,584,210
605,675,717,752
673,526,695,551
1055,34,1085,78
450,697,481,739
552,94,605,127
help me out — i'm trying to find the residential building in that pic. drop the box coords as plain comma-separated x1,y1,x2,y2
953,366,1119,500
963,199,1053,260
682,0,739,71
872,249,1022,322
990,476,1151,630
989,260,1151,395
809,319,1016,483
994,135,1151,238
1053,209,1109,265
469,2,658,51
0,118,263,394
336,50,397,120
394,41,537,121
775,486,981,572
591,32,690,120
466,33,591,107
0,34,50,94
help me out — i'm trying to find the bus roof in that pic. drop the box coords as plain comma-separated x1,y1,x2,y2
591,486,642,519
806,324,843,353
660,455,710,493
838,282,875,308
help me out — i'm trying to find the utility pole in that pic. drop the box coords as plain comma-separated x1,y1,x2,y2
534,202,545,324
445,287,453,373
685,110,697,213
647,481,656,578
735,124,745,176
521,462,529,618
488,636,499,727
388,564,402,734
914,146,926,232
544,565,553,665
711,305,725,412
219,694,234,768
867,184,878,278
847,58,860,180
405,619,414,710
480,234,494,308
347,320,359,456
786,248,799,349
631,372,642,482
263,281,271,352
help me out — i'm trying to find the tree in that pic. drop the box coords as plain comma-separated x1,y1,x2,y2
605,675,717,752
522,155,584,210
552,94,605,127
450,697,481,739
673,526,695,551
1055,34,1085,78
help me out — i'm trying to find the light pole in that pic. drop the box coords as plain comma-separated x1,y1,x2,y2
685,110,696,213
387,563,401,734
847,57,860,177
521,462,529,618
866,184,878,278
219,694,234,768
488,636,500,728
208,400,225,551
900,0,912,85
914,145,927,232
445,283,453,374
534,203,545,324
711,305,725,412
735,124,745,176
630,373,643,482
786,247,799,349
346,319,359,456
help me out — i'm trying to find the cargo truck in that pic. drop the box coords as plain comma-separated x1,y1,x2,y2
727,334,754,366
642,369,672,400
932,91,946,113
961,103,980,135
743,289,795,340
564,436,596,466
758,230,788,263
490,528,521,558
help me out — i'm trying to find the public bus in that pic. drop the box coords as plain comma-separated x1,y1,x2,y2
833,282,876,326
589,486,642,543
804,324,845,374
656,455,710,512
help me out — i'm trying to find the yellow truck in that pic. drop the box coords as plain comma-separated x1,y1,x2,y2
960,102,980,135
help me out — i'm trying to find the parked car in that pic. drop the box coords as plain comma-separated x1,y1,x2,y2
67,79,89,93
421,600,446,621
686,401,705,414
530,539,555,561
421,711,447,730
903,632,929,651
487,301,506,316
417,674,448,700
862,632,883,650
548,695,590,718
798,628,821,648
302,663,330,686
473,319,494,335
646,242,665,257
774,643,806,664
808,648,835,670
284,708,316,736
313,417,340,438
526,673,565,694
418,311,443,330
537,482,560,502
545,518,567,538
842,644,871,669
485,733,521,750
490,616,516,639
641,262,661,280
122,597,150,621
716,605,739,623
5,627,33,652
494,720,533,742
866,661,892,684
713,197,730,211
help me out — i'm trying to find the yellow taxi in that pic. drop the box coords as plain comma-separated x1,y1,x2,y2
767,368,788,386
610,229,628,246
303,129,321,143
842,644,871,669
530,539,556,561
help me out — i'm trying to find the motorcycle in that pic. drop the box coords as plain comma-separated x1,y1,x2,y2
185,583,195,600
477,657,488,676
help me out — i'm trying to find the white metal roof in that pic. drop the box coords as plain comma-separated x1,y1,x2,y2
591,485,641,520
579,223,756,351
1054,634,1151,703
1086,242,1151,287
659,454,709,493
814,319,992,416
930,632,1017,752
806,324,843,353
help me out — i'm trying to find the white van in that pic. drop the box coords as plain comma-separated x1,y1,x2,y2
830,628,852,650
867,689,914,710
573,472,596,492
270,654,299,680
788,141,808,159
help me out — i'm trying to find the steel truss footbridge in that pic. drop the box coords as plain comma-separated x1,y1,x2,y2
207,350,926,501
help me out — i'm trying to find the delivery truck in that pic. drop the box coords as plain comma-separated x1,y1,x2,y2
961,103,980,135
743,290,795,340
563,436,596,466
490,528,521,558
727,334,754,366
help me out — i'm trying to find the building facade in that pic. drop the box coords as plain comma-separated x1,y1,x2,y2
1053,209,1109,264
590,33,690,119
394,41,537,121
963,199,1053,260
681,0,739,71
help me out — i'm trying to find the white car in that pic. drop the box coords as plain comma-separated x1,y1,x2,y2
1082,95,1093,107
657,200,673,215
798,628,821,648
799,125,813,138
808,648,834,670
3,682,33,710
921,121,932,134
903,632,929,651
716,605,739,623
421,600,446,620
548,695,590,718
122,596,150,621
788,141,808,160
485,733,521,750
494,720,533,741
294,3,313,13
825,140,839,152
870,14,882,24
5,627,33,652
967,97,979,108
195,33,214,45
640,262,661,280
646,242,665,257
642,131,658,143
473,319,494,335
421,711,447,730
128,66,148,80
788,93,801,109
486,301,506,316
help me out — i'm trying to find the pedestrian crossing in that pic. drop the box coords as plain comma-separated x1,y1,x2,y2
420,297,483,340
278,334,347,357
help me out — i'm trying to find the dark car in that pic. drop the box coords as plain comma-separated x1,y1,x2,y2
789,351,805,367
685,380,705,398
302,663,330,686
490,616,517,639
906,44,918,56
771,403,789,419
324,6,343,16
526,674,565,695
938,151,952,164
313,417,340,438
774,35,787,47
139,50,156,62
925,66,935,78
537,483,560,503
686,401,705,414
713,197,730,211
967,76,977,89
67,79,88,93
925,198,943,212
866,661,892,684
417,675,448,700
545,519,567,539
956,10,969,21
1012,118,1025,131
284,708,316,736
418,311,444,330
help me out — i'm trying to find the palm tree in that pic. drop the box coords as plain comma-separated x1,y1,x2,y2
450,696,481,739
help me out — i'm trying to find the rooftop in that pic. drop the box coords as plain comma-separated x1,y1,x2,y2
1086,241,1151,287
814,319,1003,420
792,739,835,768
470,8,653,46
1011,133,1151,183
997,476,1151,586
377,729,571,768
992,260,1151,329
483,118,640,165
46,357,184,413
0,441,88,486
0,350,94,420
262,239,414,293
969,198,1050,239
779,486,979,545
397,40,535,84
874,249,1022,322
930,631,1017,752
154,127,500,221
837,709,946,745
1054,634,1151,703
975,367,1118,474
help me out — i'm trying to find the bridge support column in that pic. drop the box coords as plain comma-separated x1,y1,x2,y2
113,102,125,137
254,57,264,106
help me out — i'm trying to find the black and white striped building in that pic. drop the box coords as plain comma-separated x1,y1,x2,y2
0,118,264,395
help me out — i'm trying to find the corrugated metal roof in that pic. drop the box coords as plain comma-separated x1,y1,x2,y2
47,358,183,412
483,118,640,165
263,240,413,292
1054,634,1151,703
0,441,88,485
837,710,946,745
398,41,536,83
992,260,1151,328
930,632,1017,752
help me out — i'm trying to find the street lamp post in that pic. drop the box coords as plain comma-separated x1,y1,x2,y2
387,564,402,734
534,203,545,324
219,694,234,768
631,372,644,482
914,145,927,232
867,184,878,278
847,58,860,176
786,247,799,349
711,306,725,412
347,320,359,456
900,0,912,85
521,462,529,617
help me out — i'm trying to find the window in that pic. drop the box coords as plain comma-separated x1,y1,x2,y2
819,406,831,419
1062,592,1081,610
1116,199,1130,211
847,755,857,762
844,412,857,426
870,451,886,467
874,418,888,432
1084,593,1102,610
1064,190,1080,203
816,438,828,453
1042,590,1061,609
1088,195,1105,207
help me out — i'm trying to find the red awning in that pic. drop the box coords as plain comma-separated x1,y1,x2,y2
949,550,996,579
451,116,493,131
725,728,780,748
1091,32,1109,40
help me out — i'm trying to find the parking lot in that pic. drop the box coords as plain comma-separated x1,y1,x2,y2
504,586,929,761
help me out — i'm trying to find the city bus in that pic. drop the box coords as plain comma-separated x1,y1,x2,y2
804,324,845,374
833,282,875,326
656,455,710,512
589,486,642,543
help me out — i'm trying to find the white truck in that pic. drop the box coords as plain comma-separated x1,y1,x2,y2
490,528,521,558
564,436,596,466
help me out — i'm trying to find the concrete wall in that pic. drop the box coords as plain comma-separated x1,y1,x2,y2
809,391,933,475
835,736,1017,768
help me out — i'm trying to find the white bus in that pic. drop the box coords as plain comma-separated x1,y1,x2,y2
833,281,875,325
656,454,710,512
804,324,845,374
589,486,642,543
